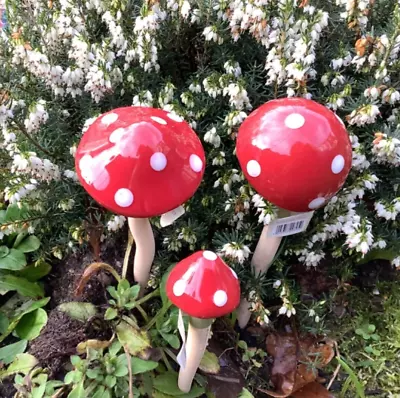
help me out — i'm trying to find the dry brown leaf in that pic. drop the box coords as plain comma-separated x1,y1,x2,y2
291,381,336,398
75,262,120,296
264,333,335,398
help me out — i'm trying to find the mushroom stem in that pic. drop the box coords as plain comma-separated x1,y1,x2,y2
128,217,155,293
178,317,213,393
237,210,291,328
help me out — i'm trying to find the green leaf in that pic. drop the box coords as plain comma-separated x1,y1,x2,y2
104,307,118,321
109,340,122,356
0,275,44,297
5,204,21,222
357,249,397,265
371,334,380,341
129,285,141,300
367,324,376,333
0,312,9,334
0,353,38,380
0,246,10,258
0,297,50,343
92,386,105,398
199,350,220,374
13,232,28,249
238,388,255,398
67,381,85,398
57,302,98,322
86,368,100,379
118,279,130,292
131,357,159,374
153,371,205,397
160,331,180,349
16,262,52,282
0,340,27,365
105,375,116,388
16,308,48,340
15,235,41,253
0,249,27,271
160,264,176,306
116,321,151,357
336,357,366,398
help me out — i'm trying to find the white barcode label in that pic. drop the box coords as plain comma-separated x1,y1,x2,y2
267,212,314,237
160,205,185,228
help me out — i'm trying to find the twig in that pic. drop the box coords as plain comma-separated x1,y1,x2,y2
218,347,235,359
124,345,134,398
327,341,341,390
12,120,56,158
122,229,134,279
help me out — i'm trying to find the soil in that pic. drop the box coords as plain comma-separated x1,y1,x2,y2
0,229,130,397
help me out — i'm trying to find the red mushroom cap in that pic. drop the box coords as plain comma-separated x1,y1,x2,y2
166,251,240,319
236,98,352,212
75,107,205,218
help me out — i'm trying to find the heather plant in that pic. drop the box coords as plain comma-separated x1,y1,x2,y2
0,0,399,324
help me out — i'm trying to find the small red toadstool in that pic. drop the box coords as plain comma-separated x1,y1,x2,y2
235,98,352,328
166,250,240,392
75,107,205,289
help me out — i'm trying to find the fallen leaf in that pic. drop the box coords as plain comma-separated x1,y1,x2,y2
116,321,151,358
264,333,335,397
199,350,220,374
291,382,336,398
76,339,111,354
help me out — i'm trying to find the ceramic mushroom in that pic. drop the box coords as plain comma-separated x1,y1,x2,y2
75,107,205,290
235,98,352,328
166,250,240,393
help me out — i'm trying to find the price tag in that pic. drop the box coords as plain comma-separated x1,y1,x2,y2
176,309,187,369
267,211,314,237
160,205,185,228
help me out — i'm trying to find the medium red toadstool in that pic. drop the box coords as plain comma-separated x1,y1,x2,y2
166,250,240,392
75,107,205,289
235,98,352,327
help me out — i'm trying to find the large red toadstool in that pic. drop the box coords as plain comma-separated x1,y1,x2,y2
75,107,205,290
235,98,352,327
166,250,240,392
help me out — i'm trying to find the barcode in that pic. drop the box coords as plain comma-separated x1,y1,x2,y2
274,220,304,235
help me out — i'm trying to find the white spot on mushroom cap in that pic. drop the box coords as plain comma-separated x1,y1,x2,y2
190,154,203,173
151,116,167,125
173,280,187,297
115,188,134,207
101,113,118,126
150,152,167,171
79,154,110,190
203,251,217,261
284,113,305,129
308,197,326,210
246,160,261,177
331,155,345,174
167,113,183,122
230,268,238,279
213,290,228,307
109,127,125,143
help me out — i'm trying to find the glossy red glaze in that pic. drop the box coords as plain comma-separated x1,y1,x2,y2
166,251,240,319
236,98,352,212
75,107,205,218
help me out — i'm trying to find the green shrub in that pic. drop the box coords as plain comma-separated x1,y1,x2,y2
0,0,399,319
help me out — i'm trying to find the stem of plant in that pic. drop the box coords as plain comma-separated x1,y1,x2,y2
135,287,160,306
161,349,173,372
145,301,172,331
122,229,134,279
122,315,138,329
164,347,178,364
135,304,149,323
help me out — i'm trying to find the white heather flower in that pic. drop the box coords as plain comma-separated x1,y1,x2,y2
107,215,126,232
392,257,400,268
204,127,221,147
273,280,282,289
219,242,251,264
